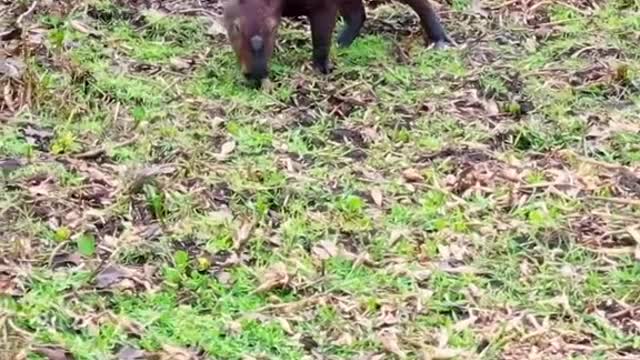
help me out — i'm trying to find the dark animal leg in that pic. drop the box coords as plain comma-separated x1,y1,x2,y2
309,6,338,74
336,0,366,47
398,0,452,48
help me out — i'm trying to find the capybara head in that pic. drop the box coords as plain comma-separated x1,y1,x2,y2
222,0,281,86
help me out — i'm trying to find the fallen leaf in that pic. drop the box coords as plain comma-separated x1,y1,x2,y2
376,304,400,327
206,17,227,36
69,20,102,37
361,127,379,142
50,252,83,269
333,332,354,346
116,346,146,360
207,209,233,223
156,344,199,360
0,58,26,80
96,265,129,289
470,0,489,17
0,267,21,296
33,345,75,360
378,329,406,359
215,140,236,160
234,220,254,251
94,264,153,292
389,228,410,246
22,126,54,142
225,320,242,335
370,188,383,207
215,271,232,284
0,158,22,174
127,165,176,193
170,58,192,71
252,262,289,294
436,262,482,275
277,318,294,335
311,240,338,260
220,140,236,155
483,98,499,116
422,347,463,359
402,168,424,182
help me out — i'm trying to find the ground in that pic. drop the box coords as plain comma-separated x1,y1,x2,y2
1,0,639,359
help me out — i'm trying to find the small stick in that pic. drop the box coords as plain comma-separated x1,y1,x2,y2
588,196,640,207
73,135,139,160
16,1,38,27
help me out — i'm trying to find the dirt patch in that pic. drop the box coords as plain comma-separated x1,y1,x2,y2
329,128,367,148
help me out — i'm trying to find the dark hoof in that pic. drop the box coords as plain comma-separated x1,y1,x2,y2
430,34,456,50
313,60,332,74
245,78,263,89
337,35,355,48
433,40,451,50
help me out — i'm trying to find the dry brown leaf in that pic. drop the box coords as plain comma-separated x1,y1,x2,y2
484,98,499,116
206,16,227,36
378,329,406,359
225,320,242,335
361,127,379,142
95,264,152,292
253,262,290,293
376,304,400,327
333,332,354,346
277,318,294,335
32,346,75,360
156,345,199,360
127,165,176,193
234,220,254,251
470,0,489,16
0,158,23,174
402,168,424,182
170,58,192,71
311,240,339,260
220,140,236,156
116,346,146,360
422,347,463,359
0,58,26,80
389,228,410,246
207,209,233,223
370,188,383,207
69,20,101,37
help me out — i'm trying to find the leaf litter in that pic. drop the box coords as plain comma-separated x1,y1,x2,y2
3,0,640,358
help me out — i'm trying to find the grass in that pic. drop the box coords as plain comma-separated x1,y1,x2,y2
1,0,640,359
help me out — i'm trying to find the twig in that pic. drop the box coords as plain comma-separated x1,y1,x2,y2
250,293,324,315
16,1,38,27
47,240,69,269
72,135,139,160
175,8,219,18
588,196,640,207
6,319,32,339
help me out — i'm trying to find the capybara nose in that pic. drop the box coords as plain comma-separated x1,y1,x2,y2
243,72,264,88
247,67,267,81
244,67,268,88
